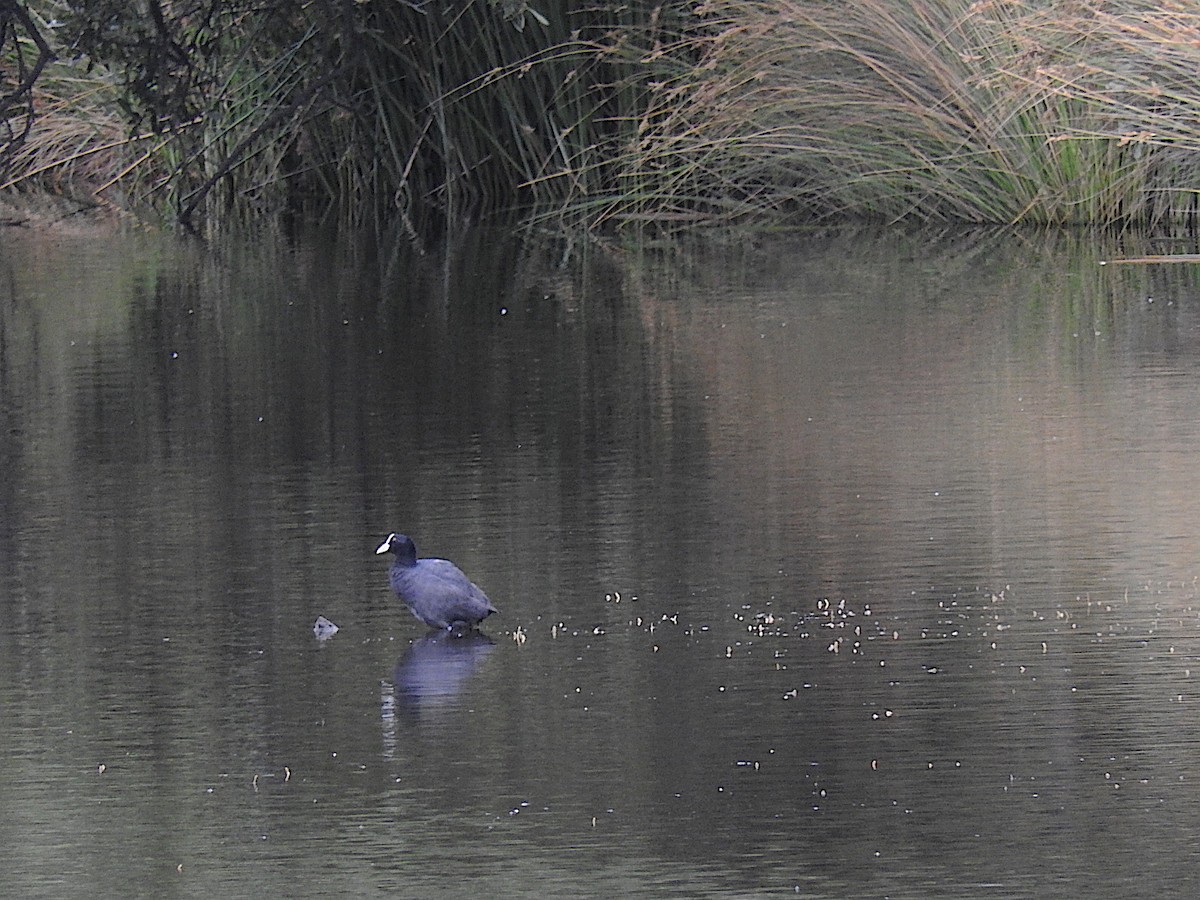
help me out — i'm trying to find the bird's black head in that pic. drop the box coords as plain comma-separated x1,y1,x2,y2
375,532,417,565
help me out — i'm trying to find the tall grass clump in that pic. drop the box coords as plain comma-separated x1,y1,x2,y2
3,0,665,229
1,2,168,214
10,0,1200,231
609,0,1200,228
1026,1,1200,227
26,0,677,232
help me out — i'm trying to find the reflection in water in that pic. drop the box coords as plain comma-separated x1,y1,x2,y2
5,227,1200,896
381,632,497,748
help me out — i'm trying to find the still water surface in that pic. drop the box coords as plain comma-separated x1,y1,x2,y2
3,226,1200,897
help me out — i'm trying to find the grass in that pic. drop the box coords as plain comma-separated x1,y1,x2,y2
0,6,167,217
606,0,1200,228
5,0,1200,230
580,0,1200,229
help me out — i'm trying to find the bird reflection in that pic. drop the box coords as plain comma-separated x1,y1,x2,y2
385,630,496,727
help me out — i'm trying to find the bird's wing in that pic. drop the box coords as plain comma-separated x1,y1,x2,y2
423,559,490,600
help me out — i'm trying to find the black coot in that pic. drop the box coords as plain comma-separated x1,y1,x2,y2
375,532,498,633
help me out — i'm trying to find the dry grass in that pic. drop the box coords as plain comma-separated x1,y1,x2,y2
7,0,1200,230
602,0,1200,228
1,4,172,217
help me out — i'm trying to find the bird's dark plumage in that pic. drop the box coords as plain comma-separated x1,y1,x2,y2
375,532,498,633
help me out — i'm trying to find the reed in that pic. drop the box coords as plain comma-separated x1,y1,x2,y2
604,0,1138,226
165,0,653,230
6,0,1200,230
5,0,634,228
0,4,166,214
1024,1,1200,225
601,0,1200,228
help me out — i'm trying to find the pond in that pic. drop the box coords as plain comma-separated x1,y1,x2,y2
3,224,1200,897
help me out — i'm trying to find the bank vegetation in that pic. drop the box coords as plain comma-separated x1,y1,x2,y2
2,0,1199,232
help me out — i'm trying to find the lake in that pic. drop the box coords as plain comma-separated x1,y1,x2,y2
3,224,1200,897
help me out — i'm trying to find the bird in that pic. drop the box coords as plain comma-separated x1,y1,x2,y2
375,532,498,633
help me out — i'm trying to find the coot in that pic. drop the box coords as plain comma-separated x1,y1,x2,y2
375,532,498,633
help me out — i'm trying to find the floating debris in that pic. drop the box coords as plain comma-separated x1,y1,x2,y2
313,615,339,640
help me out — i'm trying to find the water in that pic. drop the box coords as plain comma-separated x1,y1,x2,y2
4,225,1200,897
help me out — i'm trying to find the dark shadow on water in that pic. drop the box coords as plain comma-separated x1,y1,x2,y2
387,629,497,724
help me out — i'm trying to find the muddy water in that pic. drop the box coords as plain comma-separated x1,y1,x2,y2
3,227,1200,897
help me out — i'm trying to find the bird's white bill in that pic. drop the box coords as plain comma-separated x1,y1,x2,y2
375,539,391,554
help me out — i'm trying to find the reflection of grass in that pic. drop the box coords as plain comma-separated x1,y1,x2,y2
7,231,169,335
